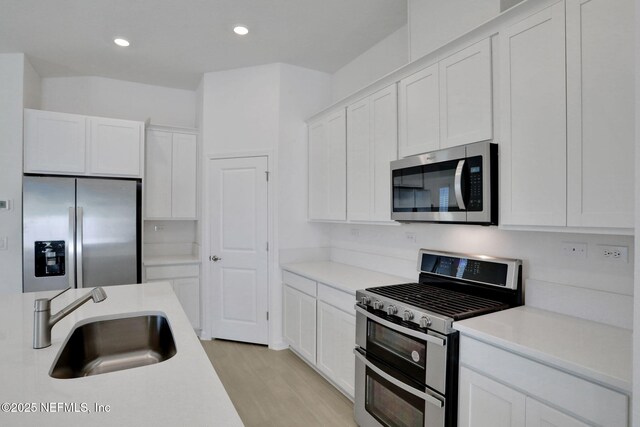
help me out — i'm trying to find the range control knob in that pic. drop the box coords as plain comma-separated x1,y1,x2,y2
402,310,414,321
386,305,398,316
419,316,432,328
360,296,371,306
372,300,384,310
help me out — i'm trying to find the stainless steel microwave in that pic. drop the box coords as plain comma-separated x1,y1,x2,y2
390,141,497,225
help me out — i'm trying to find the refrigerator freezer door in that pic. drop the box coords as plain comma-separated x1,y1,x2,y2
76,178,139,287
23,176,76,292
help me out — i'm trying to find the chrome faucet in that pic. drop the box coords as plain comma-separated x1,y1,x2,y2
33,287,107,349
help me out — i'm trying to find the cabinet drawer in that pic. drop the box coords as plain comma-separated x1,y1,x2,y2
282,271,316,297
317,283,354,315
145,264,199,280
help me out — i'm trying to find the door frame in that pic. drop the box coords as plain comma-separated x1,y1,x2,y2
201,150,279,348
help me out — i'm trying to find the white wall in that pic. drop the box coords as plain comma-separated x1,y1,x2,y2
330,223,634,329
331,25,409,102
41,76,196,128
199,63,332,348
0,54,27,293
409,0,500,61
23,57,41,109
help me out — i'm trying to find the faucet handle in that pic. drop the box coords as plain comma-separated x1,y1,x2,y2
34,287,71,311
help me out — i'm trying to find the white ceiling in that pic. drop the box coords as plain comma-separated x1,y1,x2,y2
0,0,407,90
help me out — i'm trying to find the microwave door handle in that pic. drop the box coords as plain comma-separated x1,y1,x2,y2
354,349,444,409
454,159,466,210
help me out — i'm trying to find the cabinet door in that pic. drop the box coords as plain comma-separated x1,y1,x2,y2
458,366,526,427
317,301,356,398
499,2,567,226
24,109,87,174
525,398,589,427
90,117,143,177
145,130,173,218
566,0,634,228
308,119,328,220
398,63,439,157
283,285,316,364
171,133,198,219
172,277,200,330
325,110,347,220
370,84,398,222
347,97,371,221
439,38,492,149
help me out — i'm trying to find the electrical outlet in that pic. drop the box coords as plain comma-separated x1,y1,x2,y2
350,228,360,238
561,242,587,258
154,225,165,232
0,237,7,251
598,245,628,263
405,232,417,243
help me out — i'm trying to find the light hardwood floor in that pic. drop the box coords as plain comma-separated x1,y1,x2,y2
201,339,357,427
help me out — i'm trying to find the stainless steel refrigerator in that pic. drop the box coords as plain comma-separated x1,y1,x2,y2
23,176,141,292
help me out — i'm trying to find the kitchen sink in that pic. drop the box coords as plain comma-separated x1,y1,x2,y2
50,313,177,379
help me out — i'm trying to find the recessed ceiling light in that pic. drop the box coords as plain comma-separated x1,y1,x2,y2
114,38,130,47
233,26,249,36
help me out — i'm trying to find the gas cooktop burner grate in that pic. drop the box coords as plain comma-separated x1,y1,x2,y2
367,282,509,321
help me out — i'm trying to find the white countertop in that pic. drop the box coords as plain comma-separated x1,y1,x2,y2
281,261,411,294
454,306,632,393
0,283,243,426
143,255,200,266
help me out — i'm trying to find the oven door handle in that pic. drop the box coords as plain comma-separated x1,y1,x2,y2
354,349,444,409
355,305,445,347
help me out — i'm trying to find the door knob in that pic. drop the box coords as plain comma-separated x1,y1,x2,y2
210,255,222,262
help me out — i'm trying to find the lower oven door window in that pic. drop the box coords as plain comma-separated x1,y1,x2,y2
366,366,424,427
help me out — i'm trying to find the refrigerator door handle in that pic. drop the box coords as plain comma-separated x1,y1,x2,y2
76,207,84,288
68,207,76,289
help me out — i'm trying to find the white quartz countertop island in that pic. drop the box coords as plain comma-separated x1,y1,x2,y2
0,283,243,427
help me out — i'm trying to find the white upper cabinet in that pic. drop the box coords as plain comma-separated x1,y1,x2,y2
308,109,347,221
566,0,634,229
398,63,440,157
24,109,144,178
398,38,493,157
347,84,398,222
24,109,87,174
90,117,144,177
439,38,493,149
499,2,567,227
145,128,198,220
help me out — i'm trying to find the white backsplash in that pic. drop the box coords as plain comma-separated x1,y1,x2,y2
143,220,199,258
329,223,634,329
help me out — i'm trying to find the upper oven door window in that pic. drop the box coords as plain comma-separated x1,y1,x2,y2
367,319,426,380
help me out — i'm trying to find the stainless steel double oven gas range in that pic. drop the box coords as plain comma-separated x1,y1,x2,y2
354,249,522,427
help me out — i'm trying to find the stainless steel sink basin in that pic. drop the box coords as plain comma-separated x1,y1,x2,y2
50,313,177,379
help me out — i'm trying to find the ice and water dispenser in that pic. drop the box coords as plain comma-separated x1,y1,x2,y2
34,241,65,277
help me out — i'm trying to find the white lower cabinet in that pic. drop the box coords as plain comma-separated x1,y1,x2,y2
459,336,628,427
283,284,317,364
459,366,525,427
282,270,356,399
145,263,200,331
316,300,356,397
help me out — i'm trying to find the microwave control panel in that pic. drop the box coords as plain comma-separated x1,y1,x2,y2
467,156,483,211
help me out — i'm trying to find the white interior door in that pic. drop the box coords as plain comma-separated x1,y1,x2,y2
208,156,269,344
